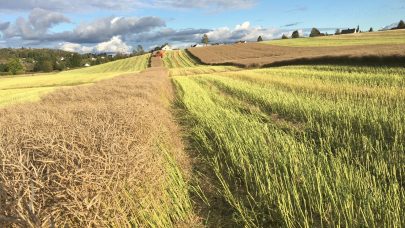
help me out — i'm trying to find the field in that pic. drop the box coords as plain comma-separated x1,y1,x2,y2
163,50,241,76
188,30,405,68
0,54,150,107
163,50,199,68
1,39,404,227
0,58,201,227
266,29,405,46
173,65,404,227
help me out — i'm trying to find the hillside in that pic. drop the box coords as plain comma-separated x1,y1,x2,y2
0,48,135,75
0,54,150,107
266,29,405,47
188,30,405,68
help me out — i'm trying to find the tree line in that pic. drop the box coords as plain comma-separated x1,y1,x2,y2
0,48,141,76
198,19,405,44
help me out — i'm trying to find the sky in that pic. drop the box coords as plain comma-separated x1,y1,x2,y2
0,0,404,53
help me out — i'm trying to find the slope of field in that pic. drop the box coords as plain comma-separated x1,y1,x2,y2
188,41,405,68
0,54,150,107
173,65,404,227
163,50,241,76
266,29,405,46
163,50,199,68
0,59,198,227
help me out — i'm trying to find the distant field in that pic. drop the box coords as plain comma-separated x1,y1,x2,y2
163,50,199,68
0,54,150,106
188,41,405,68
266,29,405,46
163,50,241,76
174,65,404,227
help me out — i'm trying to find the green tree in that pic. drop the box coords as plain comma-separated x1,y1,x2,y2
281,34,288,39
369,27,373,32
68,53,82,68
310,28,322,37
398,20,405,29
34,59,53,72
7,58,25,75
335,29,341,35
55,61,66,71
0,63,8,72
133,45,145,55
291,30,300,39
356,25,360,33
257,36,263,42
202,34,209,45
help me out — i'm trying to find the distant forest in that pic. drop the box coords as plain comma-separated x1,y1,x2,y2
0,48,136,75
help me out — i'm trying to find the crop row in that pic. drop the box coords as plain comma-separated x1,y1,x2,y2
163,50,199,68
173,65,404,227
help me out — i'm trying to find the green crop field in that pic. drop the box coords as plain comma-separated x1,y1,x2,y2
0,54,150,107
173,65,404,227
265,29,405,46
163,50,199,68
163,50,241,76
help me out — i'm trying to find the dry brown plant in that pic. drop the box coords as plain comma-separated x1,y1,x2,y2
0,59,196,227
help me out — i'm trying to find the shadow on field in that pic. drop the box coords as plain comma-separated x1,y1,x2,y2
187,43,405,69
262,55,405,68
170,82,238,228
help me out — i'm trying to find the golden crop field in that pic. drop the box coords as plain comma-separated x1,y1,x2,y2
0,54,150,107
1,47,404,227
2,1,404,227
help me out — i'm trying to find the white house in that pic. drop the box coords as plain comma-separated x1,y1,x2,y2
162,44,172,51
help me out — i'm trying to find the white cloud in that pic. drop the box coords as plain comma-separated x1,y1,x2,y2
3,8,70,39
59,36,132,53
59,42,82,52
206,21,282,42
95,36,132,53
2,10,165,44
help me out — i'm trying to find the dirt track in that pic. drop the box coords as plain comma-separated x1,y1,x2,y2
188,43,405,67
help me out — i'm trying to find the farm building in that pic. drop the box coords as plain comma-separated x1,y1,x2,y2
162,44,172,51
341,28,356,34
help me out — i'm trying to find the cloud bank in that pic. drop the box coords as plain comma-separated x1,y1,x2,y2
59,36,132,53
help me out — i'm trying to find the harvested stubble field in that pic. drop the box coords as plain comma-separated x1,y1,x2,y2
173,65,404,227
0,54,150,107
188,30,405,68
0,58,199,227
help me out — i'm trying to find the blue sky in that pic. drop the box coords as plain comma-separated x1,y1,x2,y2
0,0,404,52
